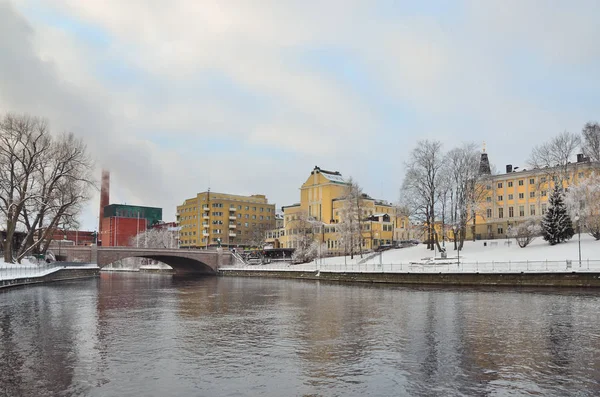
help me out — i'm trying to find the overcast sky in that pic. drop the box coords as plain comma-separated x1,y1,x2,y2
1,0,599,231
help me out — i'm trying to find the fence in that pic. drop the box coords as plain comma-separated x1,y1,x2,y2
220,259,600,274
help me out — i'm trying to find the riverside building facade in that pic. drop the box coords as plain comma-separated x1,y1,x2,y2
177,191,276,248
269,166,409,253
471,152,600,240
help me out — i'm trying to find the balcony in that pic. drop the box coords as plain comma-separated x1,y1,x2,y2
228,232,236,237
229,207,237,211
203,224,209,228
229,215,236,220
202,231,209,237
229,224,236,229
202,205,209,211
203,214,210,219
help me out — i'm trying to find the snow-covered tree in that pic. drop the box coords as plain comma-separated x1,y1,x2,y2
565,172,600,240
542,185,575,245
508,220,542,248
130,227,178,248
291,240,326,264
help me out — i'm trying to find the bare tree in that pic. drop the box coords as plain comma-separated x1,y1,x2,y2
0,114,94,263
581,121,600,162
337,177,366,259
402,140,444,250
529,131,581,183
247,223,269,249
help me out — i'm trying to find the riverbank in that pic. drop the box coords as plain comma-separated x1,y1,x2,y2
0,266,100,290
218,269,600,287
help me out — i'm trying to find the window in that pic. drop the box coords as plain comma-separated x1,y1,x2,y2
267,208,271,213
260,207,264,212
530,178,535,184
245,214,249,219
519,193,524,199
211,212,223,216
252,215,256,220
498,195,503,201
519,206,524,217
498,227,504,234
245,206,249,210
486,209,492,218
508,194,514,200
238,205,242,210
498,208,504,218
486,185,492,190
530,192,535,198
237,213,242,218
518,180,523,186
508,181,513,187
541,177,547,183
253,207,257,211
541,191,547,197
244,222,249,227
509,207,514,217
498,182,503,188
486,197,492,202
530,205,536,216
266,216,270,220
260,216,264,220
541,204,547,215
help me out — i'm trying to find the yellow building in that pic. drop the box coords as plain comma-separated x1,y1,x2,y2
471,154,600,239
176,191,275,248
273,166,409,253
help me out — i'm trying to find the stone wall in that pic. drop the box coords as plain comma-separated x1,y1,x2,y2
218,270,600,288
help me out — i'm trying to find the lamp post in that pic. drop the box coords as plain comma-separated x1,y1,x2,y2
575,214,581,266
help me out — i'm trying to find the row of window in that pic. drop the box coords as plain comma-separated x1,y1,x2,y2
488,204,548,219
494,191,548,201
494,173,585,189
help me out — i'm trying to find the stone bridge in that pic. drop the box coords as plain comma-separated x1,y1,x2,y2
58,246,231,274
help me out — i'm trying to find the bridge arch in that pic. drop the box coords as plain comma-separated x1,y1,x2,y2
101,254,215,274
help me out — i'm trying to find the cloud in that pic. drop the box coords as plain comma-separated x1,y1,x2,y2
2,0,599,229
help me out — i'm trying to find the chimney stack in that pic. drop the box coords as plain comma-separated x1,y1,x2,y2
506,164,513,173
98,170,110,245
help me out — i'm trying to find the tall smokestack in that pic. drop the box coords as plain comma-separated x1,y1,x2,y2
98,169,110,245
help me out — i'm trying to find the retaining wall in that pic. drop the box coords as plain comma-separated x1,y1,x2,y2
0,267,100,290
218,270,600,288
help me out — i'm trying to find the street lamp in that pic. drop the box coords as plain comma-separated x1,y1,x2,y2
575,214,581,266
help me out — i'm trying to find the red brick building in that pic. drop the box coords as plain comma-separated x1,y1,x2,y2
100,217,148,247
49,230,96,246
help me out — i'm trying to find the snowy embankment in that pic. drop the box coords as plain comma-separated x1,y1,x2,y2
0,258,98,281
320,234,600,266
224,235,600,274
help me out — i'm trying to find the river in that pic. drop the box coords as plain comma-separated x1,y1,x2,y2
1,273,600,396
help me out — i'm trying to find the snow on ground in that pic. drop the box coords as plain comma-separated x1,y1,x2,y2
225,234,600,274
313,234,600,266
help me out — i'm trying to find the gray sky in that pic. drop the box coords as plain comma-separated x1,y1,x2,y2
1,0,599,230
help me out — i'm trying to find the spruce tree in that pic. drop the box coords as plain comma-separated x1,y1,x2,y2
541,184,575,245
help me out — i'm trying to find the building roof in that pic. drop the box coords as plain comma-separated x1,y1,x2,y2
311,166,347,184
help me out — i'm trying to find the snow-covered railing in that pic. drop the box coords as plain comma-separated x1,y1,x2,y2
219,259,600,274
0,263,63,281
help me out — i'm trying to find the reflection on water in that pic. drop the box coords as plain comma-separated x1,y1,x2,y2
1,274,600,396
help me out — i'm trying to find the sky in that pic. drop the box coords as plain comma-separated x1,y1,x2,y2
1,0,599,231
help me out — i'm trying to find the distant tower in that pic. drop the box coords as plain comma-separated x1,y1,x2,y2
478,142,491,175
98,170,110,244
